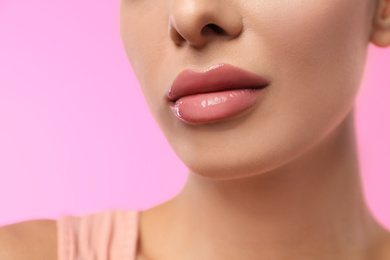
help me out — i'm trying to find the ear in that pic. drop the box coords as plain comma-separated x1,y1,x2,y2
370,0,390,47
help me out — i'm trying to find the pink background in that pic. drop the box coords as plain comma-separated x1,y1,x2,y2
0,1,389,229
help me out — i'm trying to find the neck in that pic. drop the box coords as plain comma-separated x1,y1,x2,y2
139,111,388,260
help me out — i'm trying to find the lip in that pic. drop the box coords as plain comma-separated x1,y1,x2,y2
167,63,270,124
167,63,270,102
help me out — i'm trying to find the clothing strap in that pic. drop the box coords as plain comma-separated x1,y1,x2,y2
57,210,139,260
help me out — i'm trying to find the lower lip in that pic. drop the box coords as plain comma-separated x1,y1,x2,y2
169,88,266,124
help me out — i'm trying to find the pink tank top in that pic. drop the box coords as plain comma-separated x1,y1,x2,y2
56,210,139,260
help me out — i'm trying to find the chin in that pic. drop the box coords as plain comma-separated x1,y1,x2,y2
177,146,294,181
170,118,347,181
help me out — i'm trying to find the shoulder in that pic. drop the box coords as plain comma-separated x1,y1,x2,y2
0,219,57,260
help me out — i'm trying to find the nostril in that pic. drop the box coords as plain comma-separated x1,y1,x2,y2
201,24,226,35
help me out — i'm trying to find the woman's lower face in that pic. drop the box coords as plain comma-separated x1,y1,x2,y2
120,0,376,179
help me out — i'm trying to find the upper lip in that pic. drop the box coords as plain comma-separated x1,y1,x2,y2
166,63,270,102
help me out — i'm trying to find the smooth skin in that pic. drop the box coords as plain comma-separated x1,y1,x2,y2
0,0,390,259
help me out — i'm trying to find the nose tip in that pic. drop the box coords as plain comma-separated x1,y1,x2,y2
169,0,243,48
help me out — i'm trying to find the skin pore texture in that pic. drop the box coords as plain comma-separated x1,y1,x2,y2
120,0,390,259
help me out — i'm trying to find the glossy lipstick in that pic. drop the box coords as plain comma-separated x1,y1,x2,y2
167,63,270,124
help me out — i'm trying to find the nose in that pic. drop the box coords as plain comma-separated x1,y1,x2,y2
169,0,243,48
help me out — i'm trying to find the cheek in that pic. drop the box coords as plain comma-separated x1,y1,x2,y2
239,0,371,162
249,0,370,127
258,0,371,80
120,1,171,106
251,0,370,74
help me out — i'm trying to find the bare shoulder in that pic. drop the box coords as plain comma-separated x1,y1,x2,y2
0,219,57,260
